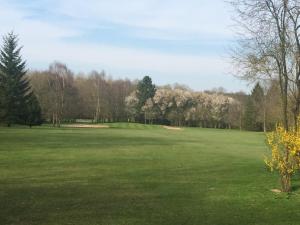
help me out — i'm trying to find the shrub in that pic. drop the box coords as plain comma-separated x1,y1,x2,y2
265,124,300,192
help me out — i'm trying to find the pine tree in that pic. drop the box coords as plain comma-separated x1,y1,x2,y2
243,96,257,131
251,82,265,131
0,32,31,126
136,76,156,122
0,62,4,121
25,93,42,127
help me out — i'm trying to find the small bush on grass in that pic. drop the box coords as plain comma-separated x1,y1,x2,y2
265,123,300,192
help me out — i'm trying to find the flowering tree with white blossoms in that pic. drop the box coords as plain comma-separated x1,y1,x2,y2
125,87,241,127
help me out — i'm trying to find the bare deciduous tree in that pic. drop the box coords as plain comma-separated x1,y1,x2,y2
48,62,73,127
229,0,300,130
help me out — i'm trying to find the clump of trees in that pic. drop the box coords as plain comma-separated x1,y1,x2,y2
0,32,42,127
125,80,282,130
29,66,136,126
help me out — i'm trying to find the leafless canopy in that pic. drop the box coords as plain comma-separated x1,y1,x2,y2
230,0,300,129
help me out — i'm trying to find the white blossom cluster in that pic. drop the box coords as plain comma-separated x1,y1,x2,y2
125,88,241,128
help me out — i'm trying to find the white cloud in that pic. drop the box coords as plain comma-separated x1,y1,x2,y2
51,0,233,40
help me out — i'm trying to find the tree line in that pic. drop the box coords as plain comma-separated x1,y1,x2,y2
29,67,284,131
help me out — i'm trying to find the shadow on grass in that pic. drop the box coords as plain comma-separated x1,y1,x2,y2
291,184,300,192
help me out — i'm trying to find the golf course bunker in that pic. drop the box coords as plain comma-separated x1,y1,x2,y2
163,126,183,131
63,124,110,128
271,189,282,193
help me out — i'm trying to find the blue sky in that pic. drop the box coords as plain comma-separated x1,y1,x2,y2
0,0,249,92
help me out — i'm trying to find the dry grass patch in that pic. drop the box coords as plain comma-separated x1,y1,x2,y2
162,126,183,131
271,189,282,193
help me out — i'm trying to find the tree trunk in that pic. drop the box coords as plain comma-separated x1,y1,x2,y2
280,174,291,193
293,81,300,130
263,100,266,133
282,81,289,131
239,110,242,131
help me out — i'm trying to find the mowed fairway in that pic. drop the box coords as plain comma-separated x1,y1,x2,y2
0,124,300,225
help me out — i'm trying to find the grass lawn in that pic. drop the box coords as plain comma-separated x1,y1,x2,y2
0,123,300,225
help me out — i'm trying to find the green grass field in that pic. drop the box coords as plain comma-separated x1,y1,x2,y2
1,124,300,225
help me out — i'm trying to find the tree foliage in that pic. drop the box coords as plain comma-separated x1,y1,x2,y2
25,93,42,127
126,87,241,128
136,76,156,121
243,96,257,131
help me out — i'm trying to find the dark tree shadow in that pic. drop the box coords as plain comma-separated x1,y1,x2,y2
291,185,300,192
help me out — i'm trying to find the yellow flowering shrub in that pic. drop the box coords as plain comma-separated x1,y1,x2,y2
265,124,300,192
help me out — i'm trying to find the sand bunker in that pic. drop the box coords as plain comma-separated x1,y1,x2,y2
163,126,183,131
271,189,282,193
63,124,110,128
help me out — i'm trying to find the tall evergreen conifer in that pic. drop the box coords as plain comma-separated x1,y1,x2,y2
251,82,265,131
243,96,257,131
0,32,31,126
136,76,156,122
25,93,42,127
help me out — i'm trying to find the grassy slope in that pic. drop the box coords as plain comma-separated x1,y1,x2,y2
0,124,299,225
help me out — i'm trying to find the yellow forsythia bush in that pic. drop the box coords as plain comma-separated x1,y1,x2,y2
265,124,300,192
